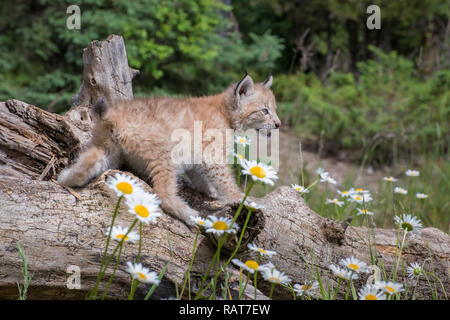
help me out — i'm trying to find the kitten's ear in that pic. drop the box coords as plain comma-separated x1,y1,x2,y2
262,74,273,89
234,74,254,99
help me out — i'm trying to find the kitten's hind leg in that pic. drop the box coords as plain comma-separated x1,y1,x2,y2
147,161,198,226
185,168,219,199
58,145,116,187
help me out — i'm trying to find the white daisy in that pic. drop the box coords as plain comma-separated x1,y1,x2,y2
126,190,162,224
317,168,337,185
241,160,278,185
235,135,251,147
374,281,404,295
356,208,374,216
293,281,319,296
247,243,277,258
339,256,369,273
325,198,344,207
232,259,263,274
358,285,386,300
337,189,353,197
205,215,239,236
383,176,398,182
407,262,423,279
328,264,359,281
233,152,246,163
291,184,310,194
416,193,428,200
262,268,291,285
353,187,370,194
126,261,160,285
349,193,373,204
316,167,326,175
189,216,208,227
259,262,275,272
106,225,139,243
106,173,143,197
394,187,408,195
244,200,265,210
394,214,423,233
405,169,420,177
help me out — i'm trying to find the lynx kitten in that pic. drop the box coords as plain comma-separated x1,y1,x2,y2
58,74,281,226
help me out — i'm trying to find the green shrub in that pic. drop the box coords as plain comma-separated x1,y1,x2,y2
0,0,283,113
273,47,449,164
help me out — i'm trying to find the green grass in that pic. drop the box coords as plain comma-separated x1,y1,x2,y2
16,242,32,300
272,47,449,166
297,157,449,233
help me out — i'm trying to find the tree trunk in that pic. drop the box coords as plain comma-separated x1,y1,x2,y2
0,35,448,300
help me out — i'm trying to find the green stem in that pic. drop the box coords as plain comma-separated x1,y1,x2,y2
332,278,342,300
194,237,225,300
269,283,276,299
100,241,124,300
195,180,255,299
225,208,253,266
179,226,201,299
320,183,328,216
425,271,448,300
88,195,123,299
136,222,143,263
211,206,253,298
239,272,251,300
101,219,139,274
393,228,408,281
128,278,139,300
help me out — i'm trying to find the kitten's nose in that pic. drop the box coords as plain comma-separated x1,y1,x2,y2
275,120,281,129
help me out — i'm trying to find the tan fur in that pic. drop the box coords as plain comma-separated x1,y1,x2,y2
58,74,281,226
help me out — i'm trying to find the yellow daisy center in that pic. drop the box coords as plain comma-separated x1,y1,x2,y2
296,187,303,191
348,263,360,271
197,220,205,225
257,248,267,254
360,209,368,213
237,154,244,160
213,221,228,230
250,166,267,178
365,294,377,300
355,196,362,201
135,205,149,218
116,182,133,194
137,272,147,280
244,260,259,270
387,177,393,181
385,286,395,293
238,138,246,144
342,191,348,194
301,284,311,290
269,276,280,283
356,188,364,192
115,234,129,241
401,222,413,231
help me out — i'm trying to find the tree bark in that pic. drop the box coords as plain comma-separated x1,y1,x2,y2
0,35,448,300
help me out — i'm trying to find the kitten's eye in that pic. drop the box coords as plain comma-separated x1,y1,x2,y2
261,108,269,115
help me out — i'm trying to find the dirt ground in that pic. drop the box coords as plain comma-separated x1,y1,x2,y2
275,130,390,191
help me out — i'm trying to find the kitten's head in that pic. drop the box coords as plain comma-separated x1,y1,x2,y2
225,74,281,136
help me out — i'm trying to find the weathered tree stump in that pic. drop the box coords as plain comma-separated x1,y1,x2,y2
0,35,448,300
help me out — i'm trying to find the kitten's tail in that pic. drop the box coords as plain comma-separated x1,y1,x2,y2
92,98,109,119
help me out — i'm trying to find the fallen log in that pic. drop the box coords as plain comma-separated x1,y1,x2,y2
0,35,448,300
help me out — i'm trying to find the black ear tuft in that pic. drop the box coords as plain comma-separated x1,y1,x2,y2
262,72,273,89
234,74,254,98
